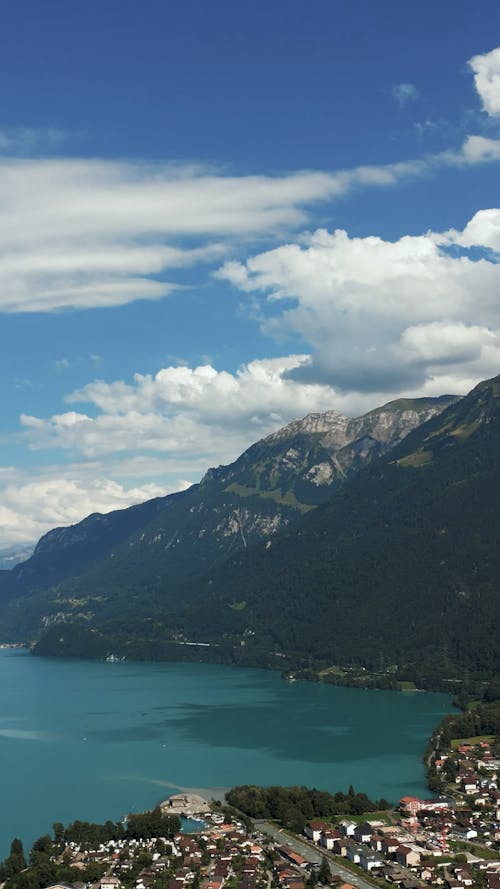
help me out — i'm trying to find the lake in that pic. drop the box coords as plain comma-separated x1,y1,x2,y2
0,649,451,856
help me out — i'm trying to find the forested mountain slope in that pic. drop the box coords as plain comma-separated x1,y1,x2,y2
32,375,500,685
0,395,451,639
179,374,500,682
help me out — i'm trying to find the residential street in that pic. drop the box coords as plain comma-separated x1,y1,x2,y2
254,820,379,889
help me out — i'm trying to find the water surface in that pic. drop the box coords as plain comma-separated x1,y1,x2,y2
0,650,451,855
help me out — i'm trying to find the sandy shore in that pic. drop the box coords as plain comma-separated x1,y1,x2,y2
152,777,229,805
183,786,228,804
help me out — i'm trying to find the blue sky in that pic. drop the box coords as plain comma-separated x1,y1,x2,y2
1,0,500,550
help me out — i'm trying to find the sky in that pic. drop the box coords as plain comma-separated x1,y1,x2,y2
1,0,500,552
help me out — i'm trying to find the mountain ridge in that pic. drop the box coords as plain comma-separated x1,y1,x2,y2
0,378,492,688
1,393,454,608
177,374,500,683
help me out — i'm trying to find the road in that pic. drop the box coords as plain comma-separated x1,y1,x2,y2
254,820,380,889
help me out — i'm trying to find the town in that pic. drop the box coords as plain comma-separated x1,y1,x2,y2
299,735,499,889
1,738,498,889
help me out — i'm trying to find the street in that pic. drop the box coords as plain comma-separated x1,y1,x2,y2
254,820,380,889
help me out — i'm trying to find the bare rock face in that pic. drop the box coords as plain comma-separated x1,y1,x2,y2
215,394,459,499
305,461,336,486
267,410,348,442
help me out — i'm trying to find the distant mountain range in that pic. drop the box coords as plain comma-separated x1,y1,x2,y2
0,543,33,571
2,377,499,685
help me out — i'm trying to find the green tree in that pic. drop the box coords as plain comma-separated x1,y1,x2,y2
318,857,330,885
53,822,65,845
0,838,26,880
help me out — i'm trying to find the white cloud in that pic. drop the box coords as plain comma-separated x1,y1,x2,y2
6,196,500,547
446,207,500,251
399,321,495,363
0,47,498,315
3,48,500,550
0,160,346,312
468,46,500,116
20,356,341,460
217,214,500,394
1,131,500,314
4,356,349,547
0,474,189,547
392,83,420,107
456,134,500,164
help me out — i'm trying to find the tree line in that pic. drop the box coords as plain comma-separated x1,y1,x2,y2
226,784,390,833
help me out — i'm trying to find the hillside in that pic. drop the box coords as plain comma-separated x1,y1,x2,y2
0,395,450,641
30,375,500,686
177,374,500,683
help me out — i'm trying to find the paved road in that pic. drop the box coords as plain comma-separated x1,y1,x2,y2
254,821,379,889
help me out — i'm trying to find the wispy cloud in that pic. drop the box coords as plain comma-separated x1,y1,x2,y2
392,82,420,107
53,357,71,372
0,133,499,315
0,126,67,155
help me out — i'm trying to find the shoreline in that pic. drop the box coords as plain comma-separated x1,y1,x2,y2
155,781,229,806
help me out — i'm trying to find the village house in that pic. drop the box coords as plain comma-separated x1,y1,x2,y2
453,821,478,840
369,834,384,852
304,821,329,843
461,774,479,794
453,867,474,885
395,844,421,868
353,823,373,844
359,846,383,872
345,842,363,864
382,836,402,856
320,829,341,850
277,847,307,869
333,837,349,857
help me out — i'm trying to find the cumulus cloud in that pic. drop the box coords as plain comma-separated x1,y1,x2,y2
20,356,341,460
392,83,420,107
7,197,500,546
456,134,500,164
446,207,500,252
5,356,352,546
468,46,500,116
217,212,500,395
0,473,190,546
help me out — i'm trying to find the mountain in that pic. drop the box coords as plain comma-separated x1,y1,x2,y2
0,543,34,570
209,395,455,504
178,374,500,683
0,393,453,643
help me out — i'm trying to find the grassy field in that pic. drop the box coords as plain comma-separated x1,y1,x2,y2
450,735,494,749
449,840,498,860
397,680,418,691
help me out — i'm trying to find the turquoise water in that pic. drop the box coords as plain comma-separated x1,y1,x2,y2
0,650,451,856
